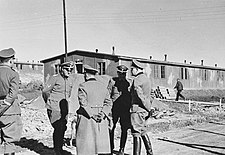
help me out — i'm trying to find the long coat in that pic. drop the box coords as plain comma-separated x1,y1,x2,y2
0,64,22,154
76,78,112,155
130,72,153,136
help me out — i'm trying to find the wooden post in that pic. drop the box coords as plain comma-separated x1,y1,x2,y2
219,98,222,111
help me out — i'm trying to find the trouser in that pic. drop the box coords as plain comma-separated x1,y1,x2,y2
133,134,153,155
176,90,185,101
130,108,153,155
52,118,67,152
0,114,22,154
110,111,131,151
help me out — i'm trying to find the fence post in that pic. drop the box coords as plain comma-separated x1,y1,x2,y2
188,100,191,112
219,98,222,111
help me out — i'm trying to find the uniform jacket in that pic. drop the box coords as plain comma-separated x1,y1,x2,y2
130,72,153,135
130,72,153,112
0,64,21,115
42,74,73,111
42,74,73,123
108,77,131,114
174,81,183,91
76,78,112,155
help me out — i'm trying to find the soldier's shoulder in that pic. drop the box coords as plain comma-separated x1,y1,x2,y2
112,77,119,81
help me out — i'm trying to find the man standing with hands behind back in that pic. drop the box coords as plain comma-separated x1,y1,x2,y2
0,48,22,155
76,64,112,155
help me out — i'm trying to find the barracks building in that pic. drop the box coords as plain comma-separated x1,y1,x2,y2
40,49,225,90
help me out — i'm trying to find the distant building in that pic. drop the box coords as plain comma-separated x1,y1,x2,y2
14,60,44,83
41,50,225,89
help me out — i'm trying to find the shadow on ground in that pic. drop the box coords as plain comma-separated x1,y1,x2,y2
14,137,72,155
157,138,225,155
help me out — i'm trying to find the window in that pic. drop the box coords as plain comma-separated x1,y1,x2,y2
76,64,83,74
98,62,105,75
153,65,159,78
204,69,208,81
185,68,188,79
200,69,208,81
217,71,224,81
181,68,184,79
181,67,188,80
161,66,165,78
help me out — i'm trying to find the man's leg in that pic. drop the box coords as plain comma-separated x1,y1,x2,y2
175,91,179,101
118,128,128,155
179,91,185,100
133,136,141,155
110,113,119,152
52,119,67,154
141,134,153,155
0,115,22,154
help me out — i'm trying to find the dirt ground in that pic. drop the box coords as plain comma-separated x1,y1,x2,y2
4,88,224,155
9,97,224,155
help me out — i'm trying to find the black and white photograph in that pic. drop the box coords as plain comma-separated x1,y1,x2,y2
0,0,225,154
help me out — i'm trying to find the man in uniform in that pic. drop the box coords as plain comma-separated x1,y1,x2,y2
174,78,185,101
108,65,131,155
42,61,74,155
130,59,153,155
76,64,112,155
0,48,22,155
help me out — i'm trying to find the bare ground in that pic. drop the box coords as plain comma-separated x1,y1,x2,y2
9,89,225,155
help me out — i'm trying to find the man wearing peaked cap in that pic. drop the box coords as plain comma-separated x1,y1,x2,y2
130,59,154,155
83,64,98,75
60,61,74,69
117,64,128,73
42,61,74,154
0,48,15,59
76,64,112,154
108,64,131,154
0,48,22,155
131,59,145,70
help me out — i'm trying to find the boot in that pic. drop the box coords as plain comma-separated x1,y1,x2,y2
133,137,141,155
118,147,124,155
110,129,115,153
141,134,153,155
119,129,128,151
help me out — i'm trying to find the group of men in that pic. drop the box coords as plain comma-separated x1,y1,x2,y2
0,47,156,155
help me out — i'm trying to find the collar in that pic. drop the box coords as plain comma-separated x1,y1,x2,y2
86,78,96,82
135,72,144,77
0,64,11,68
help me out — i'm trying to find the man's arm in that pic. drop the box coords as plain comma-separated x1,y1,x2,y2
101,88,113,116
134,78,153,111
77,84,93,118
4,72,19,105
42,76,56,103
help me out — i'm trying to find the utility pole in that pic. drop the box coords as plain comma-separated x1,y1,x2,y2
62,0,68,61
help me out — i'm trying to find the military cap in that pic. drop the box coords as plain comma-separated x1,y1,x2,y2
0,48,15,59
60,61,74,69
131,59,145,69
117,65,128,73
83,64,98,75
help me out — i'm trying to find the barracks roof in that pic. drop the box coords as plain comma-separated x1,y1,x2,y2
40,50,225,71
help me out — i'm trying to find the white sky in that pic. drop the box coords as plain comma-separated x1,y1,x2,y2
1,0,225,67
